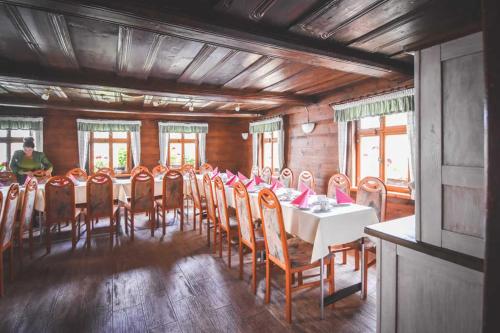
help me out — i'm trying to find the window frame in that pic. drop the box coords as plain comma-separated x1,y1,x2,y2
355,115,409,193
0,129,33,164
167,133,199,168
258,131,279,171
89,131,132,174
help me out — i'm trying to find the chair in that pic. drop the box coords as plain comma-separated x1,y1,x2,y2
279,168,294,188
297,170,315,192
131,165,150,177
0,172,17,187
124,171,155,240
261,167,273,184
189,170,206,233
45,176,83,253
66,168,88,182
258,188,334,323
0,185,20,296
202,174,217,248
251,165,260,178
96,167,115,177
33,170,49,185
233,181,265,294
200,163,213,175
17,179,37,263
180,164,194,174
213,176,239,268
327,173,351,198
85,173,120,248
155,170,184,235
152,165,169,178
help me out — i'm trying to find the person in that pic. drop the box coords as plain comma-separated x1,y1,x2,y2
9,137,53,183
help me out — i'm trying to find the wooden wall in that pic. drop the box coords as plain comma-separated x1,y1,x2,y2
0,108,252,175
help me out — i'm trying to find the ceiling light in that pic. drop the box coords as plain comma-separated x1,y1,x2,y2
152,100,160,107
41,89,50,101
235,104,241,112
189,104,194,112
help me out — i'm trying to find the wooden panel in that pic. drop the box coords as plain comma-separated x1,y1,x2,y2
442,166,484,189
245,61,308,90
443,185,485,238
0,5,39,63
377,240,397,333
223,57,285,89
199,51,262,86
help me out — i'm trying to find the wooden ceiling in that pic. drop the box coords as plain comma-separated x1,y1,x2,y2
0,0,480,117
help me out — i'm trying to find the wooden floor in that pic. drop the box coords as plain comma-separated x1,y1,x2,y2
0,213,377,333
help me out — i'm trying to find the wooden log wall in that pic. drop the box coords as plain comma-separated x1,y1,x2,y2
0,108,252,175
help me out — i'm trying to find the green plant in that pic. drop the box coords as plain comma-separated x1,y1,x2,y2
117,147,127,168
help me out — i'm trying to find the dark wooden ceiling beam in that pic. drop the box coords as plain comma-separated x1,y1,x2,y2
0,61,313,106
47,13,79,69
0,0,413,77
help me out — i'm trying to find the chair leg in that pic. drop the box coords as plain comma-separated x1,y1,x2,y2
342,250,347,265
354,249,360,271
180,206,184,231
227,232,232,268
110,215,114,248
9,246,14,282
207,217,211,246
219,229,223,258
46,222,51,254
0,254,3,297
213,220,218,254
86,217,91,249
285,271,292,323
150,209,155,238
29,222,33,259
252,250,257,295
238,242,243,280
265,257,271,304
329,257,335,295
71,220,77,250
131,215,135,241
298,272,303,286
363,249,369,299
162,208,166,236
124,209,129,235
192,207,196,231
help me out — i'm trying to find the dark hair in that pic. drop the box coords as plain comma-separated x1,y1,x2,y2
23,137,35,149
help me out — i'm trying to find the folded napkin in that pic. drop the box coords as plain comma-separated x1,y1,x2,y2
298,182,316,195
245,178,255,190
23,176,33,186
210,171,220,180
335,188,353,204
226,169,235,178
213,166,218,174
291,189,311,209
226,175,237,186
254,175,264,185
238,172,248,181
271,179,284,189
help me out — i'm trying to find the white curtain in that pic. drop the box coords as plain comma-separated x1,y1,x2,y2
252,134,259,167
77,130,90,169
159,132,169,165
130,131,141,167
199,133,207,165
278,128,285,170
249,117,284,170
407,111,417,199
337,121,348,174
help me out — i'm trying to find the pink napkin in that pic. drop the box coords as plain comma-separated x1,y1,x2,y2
245,178,255,190
298,182,316,195
291,189,311,209
271,179,284,189
254,175,264,185
213,167,218,174
238,172,248,181
335,188,353,204
210,171,220,180
226,170,234,178
269,182,279,192
226,175,237,186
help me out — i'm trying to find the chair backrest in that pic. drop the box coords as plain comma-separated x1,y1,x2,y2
0,184,20,248
261,167,273,184
180,164,194,175
214,176,230,231
66,168,88,182
45,176,76,224
130,171,154,212
96,167,115,177
258,188,289,270
297,170,315,191
86,173,113,218
327,173,352,198
19,179,37,235
162,170,184,209
152,164,169,177
0,172,17,187
200,163,213,175
203,174,217,222
279,168,294,188
189,170,202,209
251,165,260,178
33,170,49,184
131,165,150,177
356,177,387,222
233,181,256,246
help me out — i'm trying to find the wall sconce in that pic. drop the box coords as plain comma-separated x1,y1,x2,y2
301,106,316,135
241,132,249,140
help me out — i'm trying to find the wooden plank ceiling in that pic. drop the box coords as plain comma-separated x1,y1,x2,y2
0,0,480,117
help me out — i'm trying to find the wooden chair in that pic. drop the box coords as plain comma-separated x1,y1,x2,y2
279,168,294,188
200,163,213,175
66,168,88,182
258,188,335,323
261,167,273,184
180,164,194,174
327,173,352,198
234,181,265,294
156,170,184,235
17,179,37,263
85,173,120,248
152,164,169,178
297,170,315,192
189,170,206,233
131,165,150,177
45,176,83,253
123,171,155,240
202,174,217,248
251,165,260,178
33,170,49,185
0,185,20,297
96,167,115,177
213,176,239,268
0,172,17,187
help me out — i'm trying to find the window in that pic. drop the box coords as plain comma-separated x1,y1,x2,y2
89,131,131,174
168,133,199,168
259,131,279,172
0,129,34,165
356,113,410,192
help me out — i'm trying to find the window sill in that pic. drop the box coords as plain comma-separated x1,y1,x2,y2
350,186,413,200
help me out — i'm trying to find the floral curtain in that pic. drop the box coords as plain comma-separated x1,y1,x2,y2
158,122,208,134
0,117,44,151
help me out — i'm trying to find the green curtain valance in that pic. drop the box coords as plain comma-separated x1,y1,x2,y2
333,88,414,122
158,122,208,134
249,117,283,134
77,119,141,132
0,117,43,130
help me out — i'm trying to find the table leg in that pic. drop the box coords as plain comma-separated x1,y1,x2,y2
320,256,324,320
360,238,366,300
